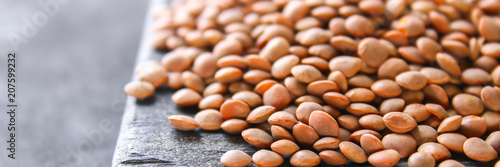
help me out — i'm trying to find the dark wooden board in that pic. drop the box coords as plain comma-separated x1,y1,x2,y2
112,0,499,166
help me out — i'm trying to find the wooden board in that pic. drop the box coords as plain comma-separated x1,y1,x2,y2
111,0,499,166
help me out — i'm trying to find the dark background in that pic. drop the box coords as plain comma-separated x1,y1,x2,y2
0,0,147,166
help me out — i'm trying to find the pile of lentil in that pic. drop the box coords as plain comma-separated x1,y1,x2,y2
124,0,500,166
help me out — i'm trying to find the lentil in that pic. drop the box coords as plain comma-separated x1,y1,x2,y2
319,150,348,165
337,114,362,131
271,55,299,79
383,112,417,133
437,133,467,153
463,137,498,162
220,150,252,167
439,159,465,167
328,56,363,78
171,88,202,107
368,149,400,167
313,137,340,151
246,106,276,124
379,98,405,116
292,123,319,147
124,81,155,99
382,133,417,158
359,114,385,131
348,74,374,88
486,131,500,154
270,139,299,157
417,142,451,161
360,134,384,155
339,141,368,163
395,71,428,91
452,94,484,116
290,65,323,83
309,110,339,137
290,150,321,166
482,111,500,132
270,125,295,142
168,115,198,131
437,115,463,133
322,92,350,108
411,125,438,146
194,109,223,131
262,84,291,110
221,119,250,134
252,149,284,166
408,152,435,167
241,128,274,148
268,111,297,129
232,91,262,108
459,115,487,138
306,80,339,97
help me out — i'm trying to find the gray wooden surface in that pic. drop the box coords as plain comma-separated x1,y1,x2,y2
112,0,499,166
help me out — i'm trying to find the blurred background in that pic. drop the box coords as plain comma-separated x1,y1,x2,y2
0,0,147,166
